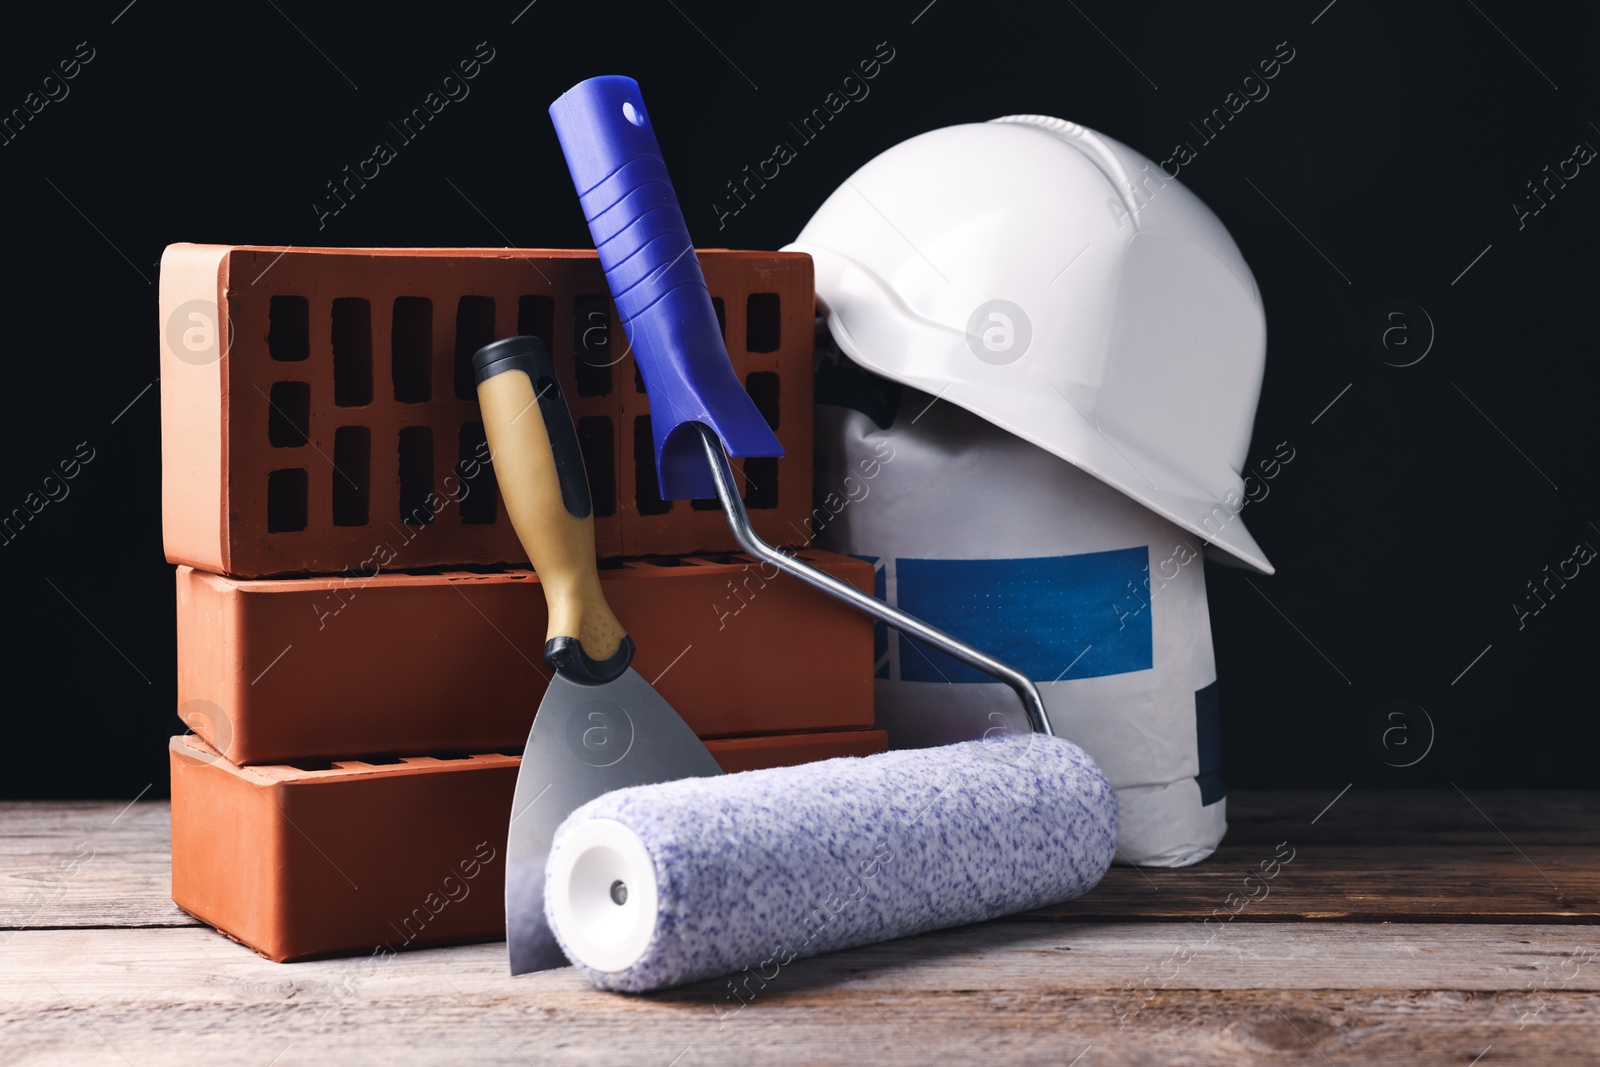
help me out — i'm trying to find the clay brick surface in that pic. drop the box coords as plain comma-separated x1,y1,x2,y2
159,245,815,578
169,728,887,961
170,736,515,962
177,550,874,765
704,730,889,773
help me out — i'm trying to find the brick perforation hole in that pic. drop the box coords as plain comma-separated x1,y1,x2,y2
392,297,433,404
332,426,370,527
268,296,310,362
633,415,672,517
331,297,373,407
267,468,308,532
746,292,781,353
453,296,496,401
266,382,311,448
575,415,617,519
457,421,498,526
572,295,614,397
399,427,435,526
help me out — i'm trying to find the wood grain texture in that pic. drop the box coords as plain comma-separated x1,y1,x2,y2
1035,788,1600,923
6,793,1599,931
3,925,1597,1066
5,793,1600,1064
0,801,194,929
1036,842,1600,923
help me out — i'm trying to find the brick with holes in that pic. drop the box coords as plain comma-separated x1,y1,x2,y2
159,245,813,578
168,728,887,961
177,550,875,765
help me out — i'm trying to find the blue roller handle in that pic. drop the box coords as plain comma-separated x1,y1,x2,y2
549,75,783,501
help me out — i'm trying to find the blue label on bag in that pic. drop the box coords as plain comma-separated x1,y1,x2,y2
893,549,1154,684
851,554,892,679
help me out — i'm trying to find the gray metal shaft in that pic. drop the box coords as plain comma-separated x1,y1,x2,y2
697,425,1054,737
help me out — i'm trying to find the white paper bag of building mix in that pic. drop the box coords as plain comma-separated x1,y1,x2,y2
811,361,1227,867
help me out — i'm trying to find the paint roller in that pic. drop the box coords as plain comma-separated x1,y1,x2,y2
547,734,1115,992
538,76,1117,992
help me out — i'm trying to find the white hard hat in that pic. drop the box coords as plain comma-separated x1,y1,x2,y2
785,115,1273,574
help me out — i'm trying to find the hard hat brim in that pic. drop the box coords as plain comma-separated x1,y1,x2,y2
796,242,1275,575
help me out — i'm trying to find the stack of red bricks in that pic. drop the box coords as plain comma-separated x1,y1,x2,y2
161,245,884,962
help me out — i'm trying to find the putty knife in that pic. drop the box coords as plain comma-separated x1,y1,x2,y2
549,75,1056,737
474,336,724,976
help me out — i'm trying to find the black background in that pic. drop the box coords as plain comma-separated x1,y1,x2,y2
3,0,1596,799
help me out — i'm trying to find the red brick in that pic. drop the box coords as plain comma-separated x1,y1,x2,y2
177,550,875,765
704,730,890,773
159,245,815,578
169,728,887,961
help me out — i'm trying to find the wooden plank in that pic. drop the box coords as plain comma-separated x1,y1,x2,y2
1035,841,1600,923
11,992,1587,1067
1059,789,1600,924
3,924,1597,1066
10,921,1599,993
6,795,1599,931
0,801,193,930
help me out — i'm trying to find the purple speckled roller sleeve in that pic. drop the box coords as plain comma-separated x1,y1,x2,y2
546,734,1117,992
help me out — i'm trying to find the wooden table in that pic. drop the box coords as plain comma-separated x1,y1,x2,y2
3,790,1597,1065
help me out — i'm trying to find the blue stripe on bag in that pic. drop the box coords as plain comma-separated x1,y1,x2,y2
850,555,891,679
894,549,1154,684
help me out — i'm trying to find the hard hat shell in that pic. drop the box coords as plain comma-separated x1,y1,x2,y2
785,115,1273,574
